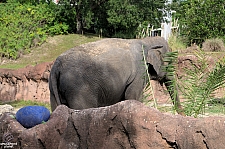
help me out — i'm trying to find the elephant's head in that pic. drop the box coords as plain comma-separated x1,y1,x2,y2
147,45,166,81
143,37,169,81
142,37,185,116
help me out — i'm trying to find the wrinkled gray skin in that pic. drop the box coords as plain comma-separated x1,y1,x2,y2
49,36,184,115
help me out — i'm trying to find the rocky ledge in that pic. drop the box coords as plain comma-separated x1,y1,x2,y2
0,100,225,149
0,61,53,103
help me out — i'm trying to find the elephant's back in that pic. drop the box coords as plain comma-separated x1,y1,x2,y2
55,38,140,83
54,38,137,89
60,38,137,57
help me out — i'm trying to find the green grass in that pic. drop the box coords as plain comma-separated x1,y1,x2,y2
0,34,100,69
155,103,225,116
146,98,225,116
206,104,225,115
205,98,225,115
0,100,51,111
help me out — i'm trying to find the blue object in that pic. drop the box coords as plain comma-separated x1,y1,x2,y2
16,106,50,128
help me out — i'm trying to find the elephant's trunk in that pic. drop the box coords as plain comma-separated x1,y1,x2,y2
164,79,186,116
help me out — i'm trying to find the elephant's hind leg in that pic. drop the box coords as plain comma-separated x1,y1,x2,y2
50,92,59,112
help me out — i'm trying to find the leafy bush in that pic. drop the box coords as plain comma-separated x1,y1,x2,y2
52,0,77,33
202,38,225,52
47,22,69,35
172,0,225,45
0,1,68,59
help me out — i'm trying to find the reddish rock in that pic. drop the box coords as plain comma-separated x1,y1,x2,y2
0,100,225,149
0,61,53,103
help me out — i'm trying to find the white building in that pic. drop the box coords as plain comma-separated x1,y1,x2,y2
161,0,176,40
150,0,178,41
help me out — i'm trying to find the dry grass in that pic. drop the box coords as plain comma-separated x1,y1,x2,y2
168,34,187,52
202,38,225,52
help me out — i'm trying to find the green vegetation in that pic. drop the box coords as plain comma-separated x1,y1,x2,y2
168,34,187,52
180,50,225,117
162,38,225,117
0,34,100,69
1,0,224,59
0,0,168,59
106,0,166,38
54,0,167,37
162,51,180,114
171,0,225,45
0,100,51,111
207,104,225,115
206,98,225,115
0,0,69,59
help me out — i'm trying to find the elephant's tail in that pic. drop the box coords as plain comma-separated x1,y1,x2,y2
49,63,61,106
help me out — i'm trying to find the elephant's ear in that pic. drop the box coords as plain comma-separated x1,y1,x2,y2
146,45,163,75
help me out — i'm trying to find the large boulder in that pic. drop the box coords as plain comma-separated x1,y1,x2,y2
0,100,225,149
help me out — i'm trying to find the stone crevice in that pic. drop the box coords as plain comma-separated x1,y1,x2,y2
38,139,46,149
196,130,209,149
156,124,178,149
72,123,81,147
121,121,136,149
107,126,113,136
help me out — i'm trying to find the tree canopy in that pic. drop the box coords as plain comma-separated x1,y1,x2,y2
2,0,225,45
55,0,167,38
171,0,225,45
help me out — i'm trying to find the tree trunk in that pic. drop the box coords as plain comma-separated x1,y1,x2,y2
76,17,83,34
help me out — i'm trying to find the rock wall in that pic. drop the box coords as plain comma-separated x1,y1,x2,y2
1,100,225,149
0,62,53,103
0,54,223,104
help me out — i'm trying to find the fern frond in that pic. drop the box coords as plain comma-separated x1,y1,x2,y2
179,48,225,117
162,51,179,113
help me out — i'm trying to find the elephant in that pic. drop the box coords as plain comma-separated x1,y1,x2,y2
49,36,185,115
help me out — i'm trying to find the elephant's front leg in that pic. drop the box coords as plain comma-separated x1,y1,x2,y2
124,76,145,101
164,79,186,116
